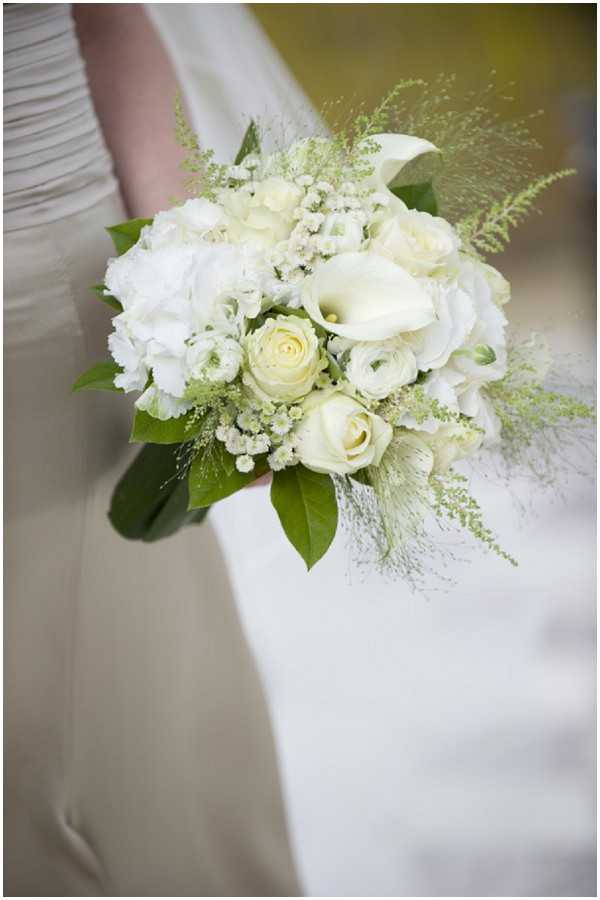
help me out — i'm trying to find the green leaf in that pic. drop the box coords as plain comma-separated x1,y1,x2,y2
130,409,205,445
234,120,260,165
106,217,153,255
391,181,438,216
188,443,268,508
72,360,123,393
92,283,122,313
109,442,208,542
270,465,338,570
143,476,209,542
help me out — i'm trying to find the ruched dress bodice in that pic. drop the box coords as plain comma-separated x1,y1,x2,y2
3,5,300,895
4,3,117,231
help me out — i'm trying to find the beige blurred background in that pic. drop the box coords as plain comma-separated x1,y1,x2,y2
253,2,596,355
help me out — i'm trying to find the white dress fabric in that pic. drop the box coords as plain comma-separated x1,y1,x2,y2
151,6,596,897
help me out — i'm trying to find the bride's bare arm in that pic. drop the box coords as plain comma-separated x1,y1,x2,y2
73,4,184,219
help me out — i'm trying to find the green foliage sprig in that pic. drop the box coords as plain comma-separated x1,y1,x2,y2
458,169,576,255
431,470,517,565
174,93,227,199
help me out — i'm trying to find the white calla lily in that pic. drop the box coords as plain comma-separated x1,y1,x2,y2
302,252,435,341
364,132,440,197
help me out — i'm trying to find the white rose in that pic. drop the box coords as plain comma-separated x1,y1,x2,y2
243,314,325,402
370,209,460,277
143,198,225,250
223,176,302,249
185,332,242,388
302,251,434,341
421,420,483,474
319,212,365,253
345,339,417,400
295,389,392,475
405,279,476,372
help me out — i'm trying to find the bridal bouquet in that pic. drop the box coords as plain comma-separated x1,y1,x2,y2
74,81,594,580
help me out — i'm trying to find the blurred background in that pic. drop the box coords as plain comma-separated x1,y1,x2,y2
152,4,596,897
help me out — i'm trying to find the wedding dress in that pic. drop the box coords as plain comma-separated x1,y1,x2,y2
4,4,300,894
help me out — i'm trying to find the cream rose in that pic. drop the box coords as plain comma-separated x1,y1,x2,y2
370,209,460,277
243,314,325,402
223,177,302,249
295,389,392,475
345,339,418,400
302,251,434,341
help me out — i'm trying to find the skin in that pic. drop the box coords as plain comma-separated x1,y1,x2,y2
74,4,271,486
73,4,185,218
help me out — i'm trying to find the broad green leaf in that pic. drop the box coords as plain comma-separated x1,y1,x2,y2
391,181,438,216
72,360,123,393
106,217,153,255
109,442,208,542
92,283,122,313
270,465,338,570
142,476,209,542
234,120,260,165
188,443,268,508
130,409,205,445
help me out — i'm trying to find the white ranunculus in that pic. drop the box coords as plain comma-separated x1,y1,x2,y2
135,384,191,421
319,212,365,253
143,198,225,250
345,339,417,400
370,209,460,277
405,279,476,372
222,176,302,249
295,389,392,475
453,255,508,385
421,420,483,474
243,314,325,402
302,252,435,341
362,133,439,200
186,332,242,387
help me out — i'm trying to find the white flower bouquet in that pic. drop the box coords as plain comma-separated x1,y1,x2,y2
74,82,594,579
